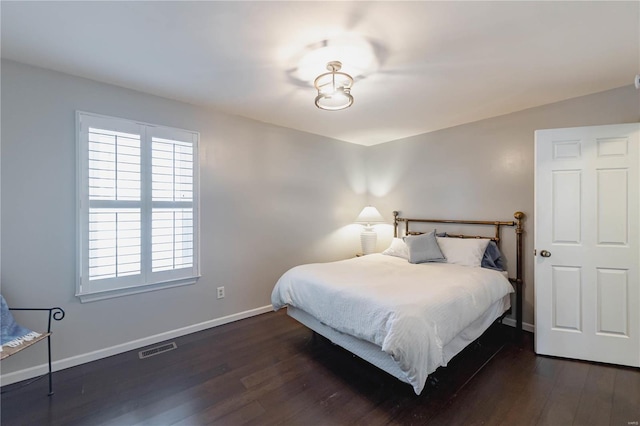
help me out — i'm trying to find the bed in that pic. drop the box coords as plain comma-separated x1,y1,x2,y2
271,211,524,395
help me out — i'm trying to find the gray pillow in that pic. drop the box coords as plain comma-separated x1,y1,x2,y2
481,241,505,271
404,230,446,264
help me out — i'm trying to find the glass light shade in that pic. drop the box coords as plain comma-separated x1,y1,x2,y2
315,89,353,111
355,206,385,226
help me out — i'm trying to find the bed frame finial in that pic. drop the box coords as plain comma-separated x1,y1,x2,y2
393,211,400,238
513,211,525,341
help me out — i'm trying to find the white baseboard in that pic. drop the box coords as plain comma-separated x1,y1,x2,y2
501,317,535,333
0,304,274,387
1,306,533,387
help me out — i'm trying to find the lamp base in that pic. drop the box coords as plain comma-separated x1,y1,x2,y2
360,229,377,255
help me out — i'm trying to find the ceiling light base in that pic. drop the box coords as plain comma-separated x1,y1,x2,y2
325,61,343,72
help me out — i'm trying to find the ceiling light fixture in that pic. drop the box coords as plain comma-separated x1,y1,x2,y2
314,61,354,111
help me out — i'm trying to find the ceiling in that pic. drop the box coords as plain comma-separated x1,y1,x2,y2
1,1,638,146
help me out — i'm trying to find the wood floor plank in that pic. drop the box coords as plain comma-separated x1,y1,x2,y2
106,324,309,425
572,363,616,426
610,367,640,426
252,346,376,425
466,351,544,426
535,360,590,426
173,355,320,425
210,400,266,426
424,340,534,425
3,310,640,426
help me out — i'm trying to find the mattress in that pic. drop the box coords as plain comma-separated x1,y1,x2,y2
272,253,514,394
287,294,510,388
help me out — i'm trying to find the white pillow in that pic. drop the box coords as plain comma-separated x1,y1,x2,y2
436,237,491,267
382,238,409,260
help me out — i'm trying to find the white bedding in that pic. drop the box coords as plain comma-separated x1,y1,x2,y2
271,253,514,394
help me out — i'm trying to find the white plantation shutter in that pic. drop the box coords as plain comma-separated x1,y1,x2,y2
149,131,196,281
88,127,142,281
89,208,141,279
77,112,199,302
152,208,193,272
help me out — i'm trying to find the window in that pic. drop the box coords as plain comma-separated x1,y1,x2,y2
77,112,199,302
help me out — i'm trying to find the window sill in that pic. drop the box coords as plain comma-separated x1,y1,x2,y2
76,276,200,303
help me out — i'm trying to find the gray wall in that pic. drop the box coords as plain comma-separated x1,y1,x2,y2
366,85,640,325
2,58,639,377
0,60,366,374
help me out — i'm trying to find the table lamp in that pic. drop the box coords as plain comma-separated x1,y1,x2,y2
355,206,385,255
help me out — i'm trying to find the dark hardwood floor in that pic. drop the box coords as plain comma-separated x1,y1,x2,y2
2,310,639,425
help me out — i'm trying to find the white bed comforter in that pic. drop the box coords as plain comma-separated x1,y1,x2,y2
271,254,513,394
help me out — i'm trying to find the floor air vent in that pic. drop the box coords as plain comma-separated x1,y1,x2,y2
139,342,177,359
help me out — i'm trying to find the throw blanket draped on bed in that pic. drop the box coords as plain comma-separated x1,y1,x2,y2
271,254,513,394
0,295,41,352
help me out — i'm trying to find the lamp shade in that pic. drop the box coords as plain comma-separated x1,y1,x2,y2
355,206,384,226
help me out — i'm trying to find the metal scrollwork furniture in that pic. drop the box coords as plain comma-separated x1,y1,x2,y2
1,306,65,395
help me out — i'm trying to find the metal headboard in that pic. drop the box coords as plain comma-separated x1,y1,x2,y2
393,211,525,338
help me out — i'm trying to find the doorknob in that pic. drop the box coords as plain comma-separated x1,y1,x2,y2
540,250,551,257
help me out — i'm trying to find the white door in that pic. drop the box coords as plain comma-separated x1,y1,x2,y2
535,123,639,367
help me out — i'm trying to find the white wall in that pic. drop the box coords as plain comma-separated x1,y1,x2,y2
0,60,367,377
366,85,640,326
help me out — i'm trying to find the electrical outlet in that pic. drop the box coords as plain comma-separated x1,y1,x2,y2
217,286,225,299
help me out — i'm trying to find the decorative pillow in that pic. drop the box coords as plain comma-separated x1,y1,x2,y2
481,241,505,271
436,237,490,267
382,238,409,260
405,230,446,264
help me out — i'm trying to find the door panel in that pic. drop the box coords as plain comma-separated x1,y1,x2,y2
597,168,627,245
596,268,628,336
552,266,581,331
552,170,582,243
535,123,639,367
